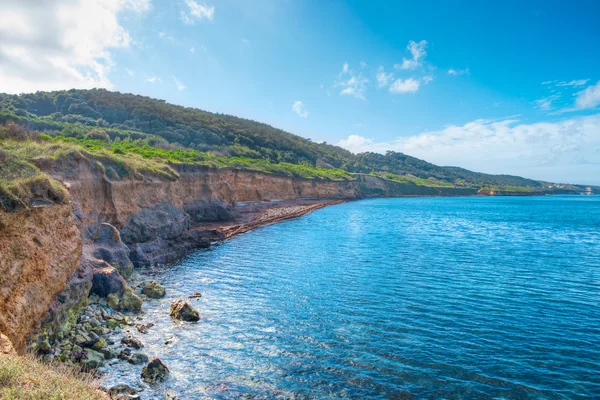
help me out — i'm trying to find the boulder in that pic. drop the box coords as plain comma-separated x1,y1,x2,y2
141,358,170,383
80,349,105,370
91,337,107,351
141,280,166,299
107,287,143,312
169,299,199,322
121,335,143,349
91,264,126,298
107,384,139,399
127,352,149,365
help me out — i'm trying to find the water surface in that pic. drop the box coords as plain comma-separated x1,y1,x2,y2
105,196,600,399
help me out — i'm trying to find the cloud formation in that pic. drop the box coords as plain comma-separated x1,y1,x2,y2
0,0,150,94
337,114,600,184
574,81,600,110
376,66,393,88
534,94,560,111
145,75,161,83
172,76,186,91
181,0,214,24
389,78,420,94
395,40,427,70
292,101,308,118
448,68,470,76
335,63,368,100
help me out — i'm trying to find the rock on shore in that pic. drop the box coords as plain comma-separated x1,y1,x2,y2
169,299,200,322
141,358,170,383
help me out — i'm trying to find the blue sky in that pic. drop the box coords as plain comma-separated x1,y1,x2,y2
1,0,600,184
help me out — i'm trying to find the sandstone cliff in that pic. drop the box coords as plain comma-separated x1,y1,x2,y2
0,204,81,352
0,160,482,353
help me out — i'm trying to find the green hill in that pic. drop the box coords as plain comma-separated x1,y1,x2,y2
0,89,595,194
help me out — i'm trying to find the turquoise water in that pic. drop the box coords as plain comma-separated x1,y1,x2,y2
108,196,600,399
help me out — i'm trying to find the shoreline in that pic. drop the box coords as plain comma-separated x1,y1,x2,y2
211,199,347,240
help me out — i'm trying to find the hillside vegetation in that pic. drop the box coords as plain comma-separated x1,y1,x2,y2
0,89,595,204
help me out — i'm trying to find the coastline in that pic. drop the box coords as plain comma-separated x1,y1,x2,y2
207,199,347,240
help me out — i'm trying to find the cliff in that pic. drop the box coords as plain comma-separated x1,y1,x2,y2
0,159,583,354
0,204,81,352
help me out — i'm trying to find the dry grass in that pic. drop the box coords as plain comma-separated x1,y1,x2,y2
0,353,107,400
0,150,68,212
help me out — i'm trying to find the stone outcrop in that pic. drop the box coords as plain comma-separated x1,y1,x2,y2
141,358,170,383
169,299,199,322
184,199,233,222
89,223,134,279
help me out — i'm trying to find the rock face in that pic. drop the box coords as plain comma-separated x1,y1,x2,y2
141,280,166,299
141,358,170,383
169,299,200,322
0,204,81,353
89,223,134,279
120,203,190,245
184,199,233,222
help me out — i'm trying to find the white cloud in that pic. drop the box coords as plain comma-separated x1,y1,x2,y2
0,0,150,94
125,68,135,76
574,81,600,110
389,78,420,94
423,75,434,84
376,66,393,88
292,101,308,118
190,46,195,53
335,63,368,100
448,68,470,76
395,40,427,70
555,79,589,87
535,94,560,111
337,115,600,184
338,134,373,153
158,31,176,41
172,76,186,91
181,0,214,24
145,75,161,84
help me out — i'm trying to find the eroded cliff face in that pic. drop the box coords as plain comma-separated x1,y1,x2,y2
49,160,360,229
0,158,480,352
0,204,81,353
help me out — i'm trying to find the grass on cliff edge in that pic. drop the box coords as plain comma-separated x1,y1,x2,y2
0,354,107,400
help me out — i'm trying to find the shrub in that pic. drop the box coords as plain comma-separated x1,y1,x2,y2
85,129,110,142
0,122,41,141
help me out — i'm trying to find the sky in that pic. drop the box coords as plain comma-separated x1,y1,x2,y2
1,0,599,185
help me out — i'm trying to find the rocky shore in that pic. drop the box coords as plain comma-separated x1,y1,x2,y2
20,198,341,399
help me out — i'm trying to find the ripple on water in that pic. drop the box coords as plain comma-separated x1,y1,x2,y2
102,196,600,399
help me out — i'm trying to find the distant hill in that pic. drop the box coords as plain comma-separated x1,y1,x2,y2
0,89,594,192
